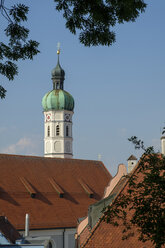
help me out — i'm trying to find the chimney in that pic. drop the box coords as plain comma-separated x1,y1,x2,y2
25,214,29,237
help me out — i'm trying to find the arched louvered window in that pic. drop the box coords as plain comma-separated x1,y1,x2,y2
48,126,50,137
49,242,52,248
66,126,69,137
56,125,60,136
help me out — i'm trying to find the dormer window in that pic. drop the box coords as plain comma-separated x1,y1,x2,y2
56,125,60,136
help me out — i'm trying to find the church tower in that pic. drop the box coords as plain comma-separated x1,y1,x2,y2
42,47,74,158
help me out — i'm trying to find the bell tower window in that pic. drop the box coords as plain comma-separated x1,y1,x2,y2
66,126,69,137
48,126,50,137
56,125,60,136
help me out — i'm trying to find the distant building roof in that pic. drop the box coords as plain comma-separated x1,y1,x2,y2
76,164,127,247
0,216,21,244
127,154,137,161
88,176,127,230
80,161,154,248
0,154,112,230
77,177,127,247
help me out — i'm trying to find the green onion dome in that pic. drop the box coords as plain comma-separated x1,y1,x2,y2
42,89,74,111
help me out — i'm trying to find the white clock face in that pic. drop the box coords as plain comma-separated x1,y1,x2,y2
46,113,51,122
65,114,70,122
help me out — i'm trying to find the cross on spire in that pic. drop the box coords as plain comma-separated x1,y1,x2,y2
57,42,60,54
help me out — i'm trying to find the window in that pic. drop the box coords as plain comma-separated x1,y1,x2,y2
66,126,69,137
56,125,60,136
47,126,50,137
48,242,52,248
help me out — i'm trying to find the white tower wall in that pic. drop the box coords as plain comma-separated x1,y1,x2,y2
44,110,73,158
161,136,165,156
127,155,137,173
128,160,137,173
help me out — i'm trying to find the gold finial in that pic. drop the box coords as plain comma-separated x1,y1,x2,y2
57,42,60,54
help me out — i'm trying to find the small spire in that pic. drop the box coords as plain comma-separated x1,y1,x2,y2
51,42,65,90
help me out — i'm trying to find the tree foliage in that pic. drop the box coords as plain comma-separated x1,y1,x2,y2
0,1,39,99
104,136,165,248
54,0,147,46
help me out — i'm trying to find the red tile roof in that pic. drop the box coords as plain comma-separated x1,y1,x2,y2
78,225,91,247
0,154,112,230
0,216,21,243
80,162,155,248
82,220,154,248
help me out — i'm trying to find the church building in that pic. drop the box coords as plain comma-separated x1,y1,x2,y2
0,48,112,248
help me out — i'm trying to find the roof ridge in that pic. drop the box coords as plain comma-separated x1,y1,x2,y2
0,153,107,163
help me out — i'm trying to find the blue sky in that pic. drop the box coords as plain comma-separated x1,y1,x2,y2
0,0,165,175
